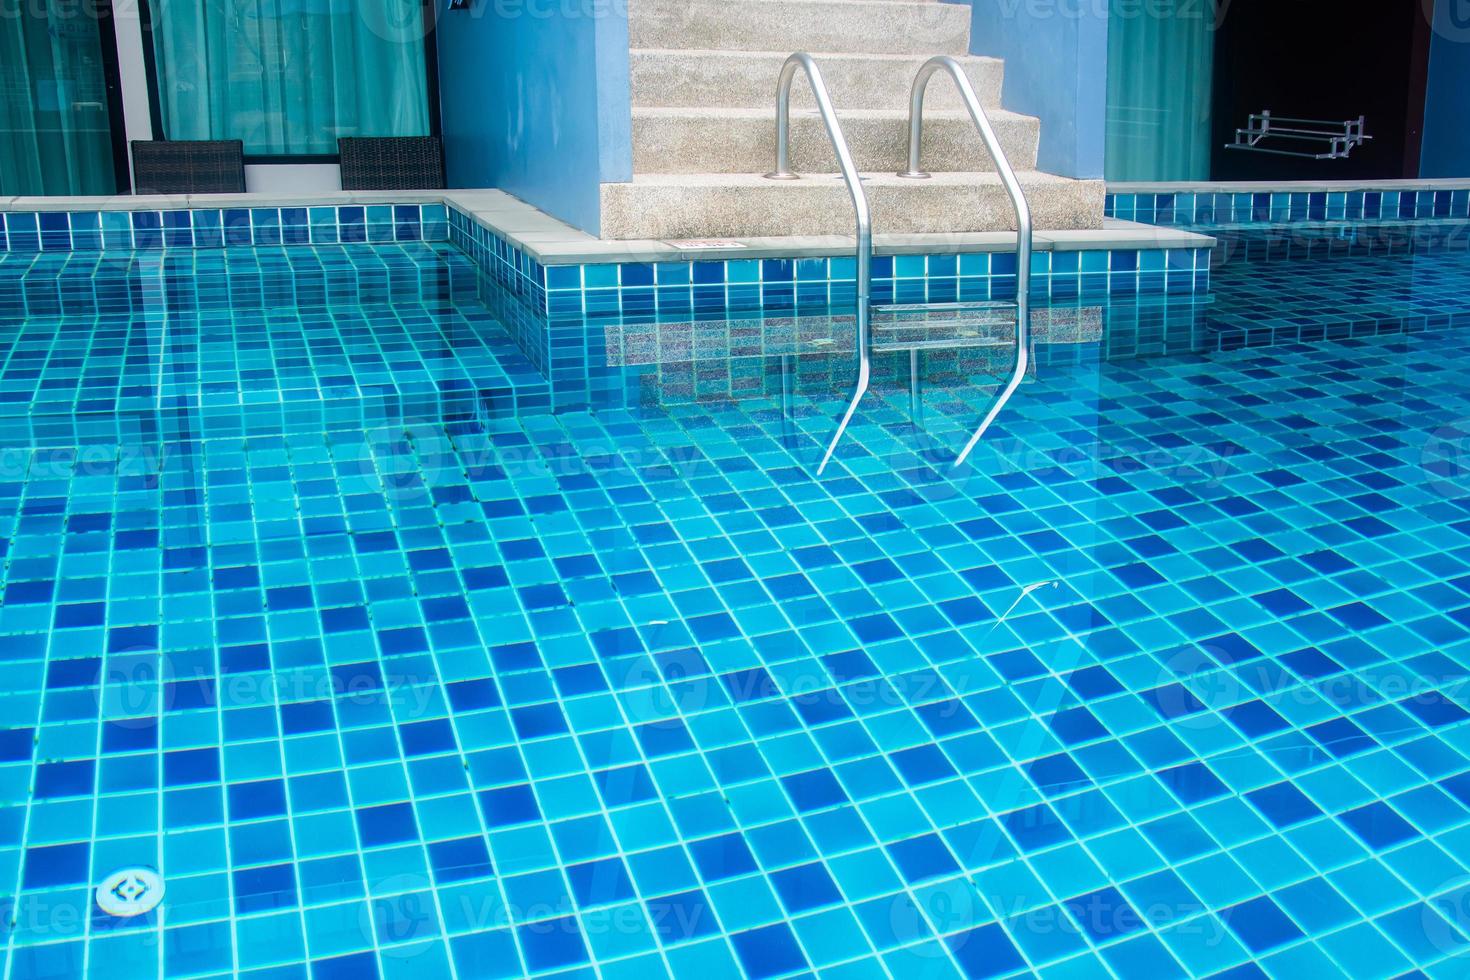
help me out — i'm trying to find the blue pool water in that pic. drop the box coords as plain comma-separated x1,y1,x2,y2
1,218,1470,979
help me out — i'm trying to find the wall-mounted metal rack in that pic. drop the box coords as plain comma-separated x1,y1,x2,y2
1225,110,1371,160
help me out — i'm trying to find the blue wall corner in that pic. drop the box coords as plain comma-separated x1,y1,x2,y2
595,13,634,186
956,0,1108,179
435,0,632,235
1422,0,1470,178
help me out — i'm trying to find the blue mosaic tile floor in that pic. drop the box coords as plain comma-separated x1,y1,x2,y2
0,244,548,447
1,223,1470,980
1198,220,1470,349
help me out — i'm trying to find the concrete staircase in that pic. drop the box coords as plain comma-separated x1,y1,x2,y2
600,0,1105,239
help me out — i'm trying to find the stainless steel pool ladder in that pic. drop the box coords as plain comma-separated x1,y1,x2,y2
762,53,1031,473
895,55,1032,468
762,53,872,475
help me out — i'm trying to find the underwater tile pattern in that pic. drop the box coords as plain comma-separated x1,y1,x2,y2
0,243,549,447
445,204,1212,326
1201,220,1470,350
0,206,449,254
0,217,1469,980
468,217,1470,416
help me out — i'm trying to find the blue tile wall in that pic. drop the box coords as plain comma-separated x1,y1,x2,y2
447,207,1209,312
0,204,449,253
1107,188,1470,226
448,206,548,313
534,249,1212,325
442,205,1213,412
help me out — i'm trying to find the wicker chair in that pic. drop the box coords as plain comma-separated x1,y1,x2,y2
131,140,246,195
338,137,445,191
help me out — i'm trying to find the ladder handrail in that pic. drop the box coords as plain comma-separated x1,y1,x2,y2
898,54,1032,469
763,52,872,475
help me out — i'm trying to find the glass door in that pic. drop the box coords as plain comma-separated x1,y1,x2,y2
0,1,125,196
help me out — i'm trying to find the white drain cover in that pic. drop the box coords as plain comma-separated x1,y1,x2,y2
96,867,165,917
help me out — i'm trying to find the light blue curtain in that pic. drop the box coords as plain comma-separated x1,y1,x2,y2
1105,3,1215,181
0,3,117,196
150,0,430,156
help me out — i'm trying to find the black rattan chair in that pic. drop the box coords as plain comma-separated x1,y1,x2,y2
338,137,445,190
131,140,246,195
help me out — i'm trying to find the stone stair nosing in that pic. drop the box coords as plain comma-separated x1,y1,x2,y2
629,0,973,55
599,172,1107,240
631,106,1040,175
628,49,1005,111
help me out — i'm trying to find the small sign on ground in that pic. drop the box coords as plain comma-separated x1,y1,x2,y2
663,240,749,249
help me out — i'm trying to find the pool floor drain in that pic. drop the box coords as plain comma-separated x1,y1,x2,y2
96,867,164,917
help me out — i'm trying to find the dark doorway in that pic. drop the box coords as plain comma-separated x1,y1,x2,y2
1210,0,1433,180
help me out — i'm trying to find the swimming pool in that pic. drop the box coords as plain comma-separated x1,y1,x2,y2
1,214,1469,979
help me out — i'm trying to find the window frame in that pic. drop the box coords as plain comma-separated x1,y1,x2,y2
136,0,443,166
4,0,133,195
96,0,135,192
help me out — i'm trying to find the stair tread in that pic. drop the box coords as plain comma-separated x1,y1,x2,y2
872,302,1018,351
636,0,963,10
873,301,1018,319
632,106,1033,122
871,335,1012,353
630,0,972,55
629,48,1002,62
617,170,1087,186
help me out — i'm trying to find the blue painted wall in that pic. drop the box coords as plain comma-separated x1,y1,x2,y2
1421,0,1470,178
955,0,1108,179
435,1,632,234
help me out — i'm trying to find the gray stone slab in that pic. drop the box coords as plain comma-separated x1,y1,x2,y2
443,189,1206,265
629,0,971,55
630,50,1003,112
1039,221,1216,251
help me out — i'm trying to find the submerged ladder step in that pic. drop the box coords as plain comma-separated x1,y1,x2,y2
872,300,1017,327
870,301,1017,352
763,52,1031,472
